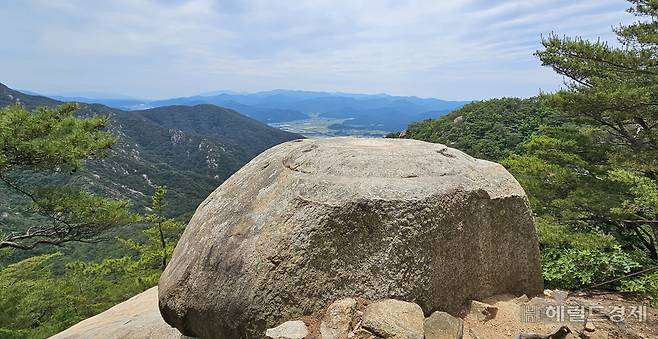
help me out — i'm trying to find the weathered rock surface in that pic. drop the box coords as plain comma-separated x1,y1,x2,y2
265,320,309,339
362,299,424,339
158,137,543,338
320,298,357,339
50,287,188,339
424,311,463,339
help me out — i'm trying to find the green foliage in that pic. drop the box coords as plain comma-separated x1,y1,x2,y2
403,97,556,161
536,1,658,174
530,0,658,257
537,219,642,289
122,185,185,273
0,186,185,338
503,119,658,291
608,169,658,220
0,104,135,251
509,0,658,295
0,84,298,263
621,271,658,305
0,252,150,338
0,103,114,172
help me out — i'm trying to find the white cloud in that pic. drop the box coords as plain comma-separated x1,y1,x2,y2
0,0,634,100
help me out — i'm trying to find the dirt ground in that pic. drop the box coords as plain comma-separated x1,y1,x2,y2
462,290,658,339
292,290,658,338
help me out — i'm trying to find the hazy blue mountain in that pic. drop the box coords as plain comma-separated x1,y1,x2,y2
50,95,151,111
34,88,470,132
149,89,469,132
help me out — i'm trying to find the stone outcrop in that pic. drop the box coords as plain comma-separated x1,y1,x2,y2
158,137,543,338
424,311,463,339
362,299,424,339
320,298,357,339
267,297,460,339
50,287,187,339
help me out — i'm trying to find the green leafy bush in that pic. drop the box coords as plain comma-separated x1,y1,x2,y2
538,220,641,289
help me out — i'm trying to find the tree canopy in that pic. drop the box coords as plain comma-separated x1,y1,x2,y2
400,97,556,161
0,103,134,250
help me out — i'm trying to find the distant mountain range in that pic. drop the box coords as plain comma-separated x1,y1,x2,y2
44,89,470,132
0,82,302,224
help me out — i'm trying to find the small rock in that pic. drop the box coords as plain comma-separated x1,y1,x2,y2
553,290,569,302
513,294,530,303
321,298,357,339
424,311,463,339
468,301,498,322
584,321,595,332
265,320,309,339
543,289,554,298
566,317,587,335
514,325,571,339
362,299,424,339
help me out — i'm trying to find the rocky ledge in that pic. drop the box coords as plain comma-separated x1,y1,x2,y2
49,287,188,339
51,288,658,338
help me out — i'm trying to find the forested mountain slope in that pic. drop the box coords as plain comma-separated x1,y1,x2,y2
396,97,556,161
134,104,300,157
0,82,302,262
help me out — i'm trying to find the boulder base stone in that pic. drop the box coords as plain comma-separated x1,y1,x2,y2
320,298,357,339
424,311,463,339
158,137,543,338
362,299,424,339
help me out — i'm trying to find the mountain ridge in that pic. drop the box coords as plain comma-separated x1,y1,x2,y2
23,86,470,132
0,82,302,262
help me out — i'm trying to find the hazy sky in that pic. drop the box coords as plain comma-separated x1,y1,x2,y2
0,0,632,100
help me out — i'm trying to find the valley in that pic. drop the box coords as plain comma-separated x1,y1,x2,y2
268,112,391,138
49,89,468,137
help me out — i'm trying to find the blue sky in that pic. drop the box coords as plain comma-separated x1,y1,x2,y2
0,0,633,100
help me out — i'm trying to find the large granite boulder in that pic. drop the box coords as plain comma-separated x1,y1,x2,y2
51,287,187,339
159,137,543,338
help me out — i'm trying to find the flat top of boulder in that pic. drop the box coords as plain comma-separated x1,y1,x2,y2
51,287,185,339
267,137,522,201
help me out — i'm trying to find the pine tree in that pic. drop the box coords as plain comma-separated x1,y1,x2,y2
0,103,135,250
122,185,185,272
533,0,658,256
